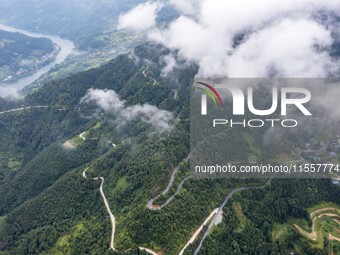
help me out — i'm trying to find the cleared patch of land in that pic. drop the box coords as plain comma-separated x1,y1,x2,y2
329,233,340,242
294,217,318,241
233,202,247,225
233,202,250,233
271,223,291,241
310,207,340,219
294,205,340,247
62,140,77,150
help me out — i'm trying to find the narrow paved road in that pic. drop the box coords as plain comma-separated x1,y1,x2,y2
82,168,88,179
0,106,48,115
139,247,158,255
79,132,86,140
178,208,219,255
79,129,116,148
147,154,191,210
108,141,116,147
142,69,158,85
173,89,178,100
192,177,273,255
163,176,191,208
81,155,273,255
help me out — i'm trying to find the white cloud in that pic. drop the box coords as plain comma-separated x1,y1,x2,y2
226,19,336,78
147,0,340,78
169,0,200,15
81,89,174,132
0,86,20,98
312,81,340,119
120,104,174,131
161,54,177,76
80,88,124,112
117,2,162,31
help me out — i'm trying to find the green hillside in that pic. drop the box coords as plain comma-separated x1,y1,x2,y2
0,44,338,255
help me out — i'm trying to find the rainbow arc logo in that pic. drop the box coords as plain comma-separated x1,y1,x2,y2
196,82,223,106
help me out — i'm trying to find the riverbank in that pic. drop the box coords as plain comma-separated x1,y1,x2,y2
0,23,75,98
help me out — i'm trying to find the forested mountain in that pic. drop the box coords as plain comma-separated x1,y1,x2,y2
0,44,338,255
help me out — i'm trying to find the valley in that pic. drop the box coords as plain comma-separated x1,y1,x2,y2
0,1,339,255
293,205,340,250
0,23,75,97
0,39,338,255
0,30,57,83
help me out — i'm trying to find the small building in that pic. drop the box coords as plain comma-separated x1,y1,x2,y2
329,152,337,158
331,180,340,185
309,156,320,162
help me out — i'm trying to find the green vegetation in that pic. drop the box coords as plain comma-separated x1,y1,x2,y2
308,202,340,213
290,204,340,251
233,202,250,233
271,223,292,241
0,43,338,255
197,179,340,255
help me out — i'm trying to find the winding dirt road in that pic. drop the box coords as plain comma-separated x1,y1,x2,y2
83,169,158,254
294,218,318,241
139,247,158,255
294,207,340,243
310,207,340,219
94,177,116,251
329,233,340,242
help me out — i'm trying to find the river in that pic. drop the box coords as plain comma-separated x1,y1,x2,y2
0,23,75,97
